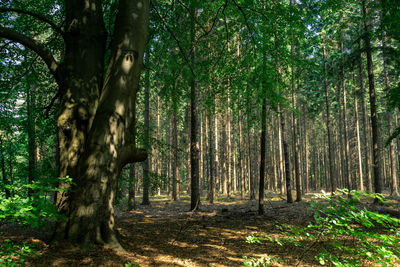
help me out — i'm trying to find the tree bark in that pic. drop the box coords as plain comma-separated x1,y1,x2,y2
353,75,364,191
190,3,200,211
0,0,150,250
362,0,383,198
322,40,335,194
26,79,37,197
259,97,267,214
340,37,351,192
141,52,151,206
172,106,179,201
0,137,10,198
280,109,293,203
382,30,399,196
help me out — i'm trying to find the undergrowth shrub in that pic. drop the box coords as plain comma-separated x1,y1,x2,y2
0,239,41,266
0,176,74,265
244,189,400,266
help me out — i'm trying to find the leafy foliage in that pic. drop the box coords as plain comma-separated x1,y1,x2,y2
0,239,41,266
245,190,400,266
0,176,74,228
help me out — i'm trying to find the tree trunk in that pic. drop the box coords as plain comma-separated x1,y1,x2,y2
354,75,364,191
322,40,335,194
278,108,285,195
141,52,151,206
208,111,215,203
128,108,137,210
239,111,245,199
259,97,267,214
189,3,200,211
340,38,351,192
0,0,149,250
382,30,399,196
26,80,37,197
358,40,372,192
280,109,293,203
362,0,382,198
0,137,10,198
58,0,149,250
172,107,179,201
128,164,136,210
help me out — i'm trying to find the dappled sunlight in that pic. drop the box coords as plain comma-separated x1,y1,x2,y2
15,194,398,266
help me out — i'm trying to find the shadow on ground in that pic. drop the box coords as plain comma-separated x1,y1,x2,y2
3,192,399,266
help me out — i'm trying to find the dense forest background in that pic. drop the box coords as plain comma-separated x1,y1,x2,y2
1,0,400,265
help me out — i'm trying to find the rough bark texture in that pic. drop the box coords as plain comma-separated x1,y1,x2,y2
0,0,150,250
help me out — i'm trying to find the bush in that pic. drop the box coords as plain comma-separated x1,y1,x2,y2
0,176,75,228
0,239,41,266
244,190,400,266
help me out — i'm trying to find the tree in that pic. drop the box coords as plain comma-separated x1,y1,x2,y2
1,0,149,250
362,0,382,198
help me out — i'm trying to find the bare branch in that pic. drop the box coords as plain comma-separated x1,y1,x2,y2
0,8,65,38
0,25,60,82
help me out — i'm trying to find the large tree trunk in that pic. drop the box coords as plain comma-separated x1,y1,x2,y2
0,0,149,251
58,0,149,250
54,0,108,235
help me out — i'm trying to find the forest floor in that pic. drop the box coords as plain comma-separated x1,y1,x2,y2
1,192,400,266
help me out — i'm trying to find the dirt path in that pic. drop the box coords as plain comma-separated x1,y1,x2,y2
1,193,398,266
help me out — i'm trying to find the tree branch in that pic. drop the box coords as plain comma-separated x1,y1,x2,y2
0,25,60,82
0,8,64,38
44,91,60,118
231,0,257,51
120,146,147,167
151,2,196,77
188,0,228,57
